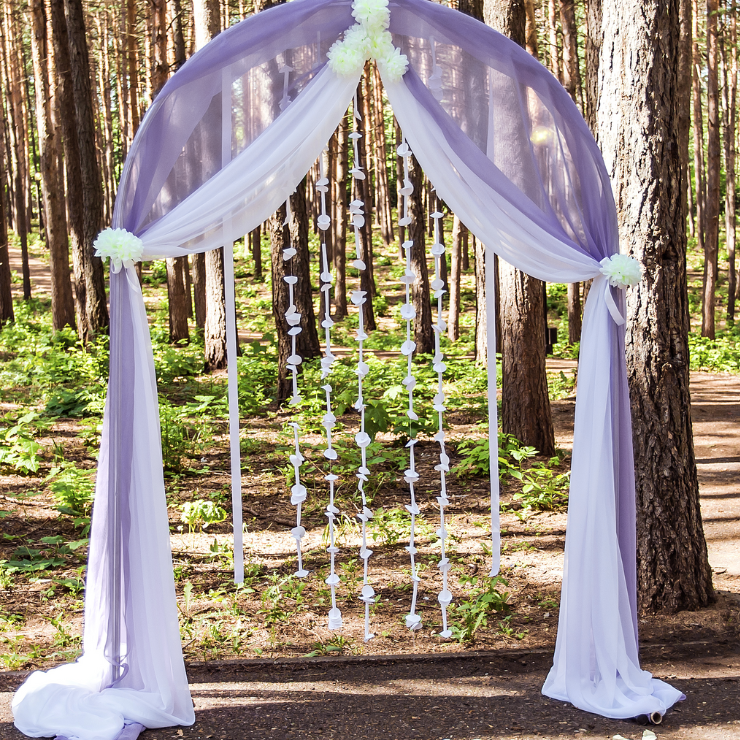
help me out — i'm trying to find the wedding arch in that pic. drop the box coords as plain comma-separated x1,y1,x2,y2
12,0,684,737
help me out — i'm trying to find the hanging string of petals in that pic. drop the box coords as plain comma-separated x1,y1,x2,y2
315,148,343,630
283,252,309,578
429,208,453,638
396,137,422,632
349,94,376,641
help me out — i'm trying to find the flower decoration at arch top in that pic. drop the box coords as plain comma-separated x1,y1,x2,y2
327,0,409,82
94,228,144,273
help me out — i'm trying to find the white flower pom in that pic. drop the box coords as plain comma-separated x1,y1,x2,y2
378,47,409,83
329,0,406,80
327,30,367,77
351,0,390,32
599,253,641,288
93,228,144,273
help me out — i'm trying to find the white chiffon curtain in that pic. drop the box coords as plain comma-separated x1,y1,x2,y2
12,0,683,737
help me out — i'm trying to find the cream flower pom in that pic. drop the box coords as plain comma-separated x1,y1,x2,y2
599,253,641,288
93,228,144,273
351,0,390,31
377,46,409,83
328,0,408,81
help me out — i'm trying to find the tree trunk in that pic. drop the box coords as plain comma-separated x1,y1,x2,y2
166,257,190,343
357,71,375,299
31,0,75,331
408,153,433,355
270,192,321,403
192,253,206,329
523,0,538,56
584,0,602,135
448,214,463,342
50,0,85,331
0,113,12,325
2,3,30,300
151,0,168,95
204,248,226,369
333,110,348,318
64,0,109,335
599,0,713,613
484,0,525,39
499,259,555,456
126,0,140,137
250,226,263,281
567,282,581,344
724,1,737,322
547,0,561,80
559,0,582,109
372,64,394,246
692,0,707,269
679,0,693,249
703,0,720,338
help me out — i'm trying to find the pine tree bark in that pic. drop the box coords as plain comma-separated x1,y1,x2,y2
357,72,376,300
547,0,561,80
559,0,582,109
2,3,30,300
499,259,555,456
250,226,263,281
192,253,206,329
448,214,464,342
408,153,433,355
372,64,394,246
703,0,720,338
270,191,321,403
722,0,737,322
64,0,109,335
126,0,140,138
0,115,12,325
692,0,707,266
167,257,190,343
523,0,538,56
50,0,85,331
678,0,693,248
31,0,75,331
599,0,713,612
584,0,602,134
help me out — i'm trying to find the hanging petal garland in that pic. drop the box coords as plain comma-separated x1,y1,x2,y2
396,138,422,632
348,94,377,642
429,209,453,638
316,148,343,631
327,0,409,82
93,228,143,273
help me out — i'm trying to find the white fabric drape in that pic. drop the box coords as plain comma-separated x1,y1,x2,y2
129,67,361,259
383,74,684,719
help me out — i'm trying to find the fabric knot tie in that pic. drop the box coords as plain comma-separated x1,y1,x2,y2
327,0,409,82
94,228,144,273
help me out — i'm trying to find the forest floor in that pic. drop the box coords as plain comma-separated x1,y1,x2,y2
0,244,739,739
